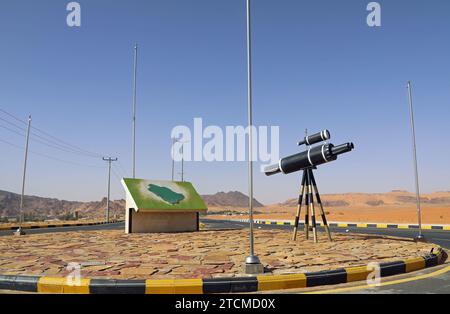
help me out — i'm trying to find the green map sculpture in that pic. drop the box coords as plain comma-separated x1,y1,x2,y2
147,184,185,205
121,179,207,212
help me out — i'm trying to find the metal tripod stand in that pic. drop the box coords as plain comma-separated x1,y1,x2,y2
292,167,332,243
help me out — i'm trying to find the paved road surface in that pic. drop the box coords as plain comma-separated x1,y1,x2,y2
0,222,124,237
203,219,450,249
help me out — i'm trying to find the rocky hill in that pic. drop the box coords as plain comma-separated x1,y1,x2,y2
0,189,263,221
0,190,124,220
201,191,264,208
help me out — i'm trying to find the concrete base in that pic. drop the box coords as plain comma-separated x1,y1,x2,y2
126,211,199,234
245,263,265,275
414,234,427,243
14,229,26,236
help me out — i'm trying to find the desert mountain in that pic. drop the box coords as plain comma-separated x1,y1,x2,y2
2,189,450,222
0,190,124,219
201,191,264,208
0,189,263,220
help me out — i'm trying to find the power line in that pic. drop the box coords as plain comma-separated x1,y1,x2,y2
0,116,27,131
0,108,27,125
0,137,104,169
0,122,102,158
110,166,123,182
116,160,129,178
0,108,104,158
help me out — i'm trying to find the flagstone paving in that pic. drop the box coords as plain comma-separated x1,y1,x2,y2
0,229,437,280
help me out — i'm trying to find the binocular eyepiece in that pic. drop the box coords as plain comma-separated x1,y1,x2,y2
264,142,354,176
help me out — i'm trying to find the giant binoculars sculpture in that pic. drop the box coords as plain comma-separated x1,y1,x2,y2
263,142,354,176
264,130,354,243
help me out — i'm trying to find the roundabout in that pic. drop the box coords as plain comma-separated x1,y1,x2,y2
0,227,445,293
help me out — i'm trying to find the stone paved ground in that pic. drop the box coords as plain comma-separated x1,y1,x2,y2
0,229,436,280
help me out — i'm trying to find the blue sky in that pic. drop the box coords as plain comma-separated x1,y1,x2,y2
0,0,449,204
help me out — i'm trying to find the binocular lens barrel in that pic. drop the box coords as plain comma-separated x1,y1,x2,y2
298,129,330,146
264,142,354,176
331,142,354,156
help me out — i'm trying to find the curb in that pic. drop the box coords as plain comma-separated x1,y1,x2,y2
0,249,446,294
233,219,450,231
0,220,124,231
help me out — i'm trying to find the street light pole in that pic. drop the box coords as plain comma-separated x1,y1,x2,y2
244,0,263,274
132,44,138,179
15,115,32,236
103,157,118,223
406,81,425,241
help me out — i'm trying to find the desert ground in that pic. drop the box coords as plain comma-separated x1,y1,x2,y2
207,191,450,224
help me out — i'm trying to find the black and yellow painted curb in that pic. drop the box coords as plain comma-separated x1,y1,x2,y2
0,220,124,231
236,219,450,231
0,249,446,294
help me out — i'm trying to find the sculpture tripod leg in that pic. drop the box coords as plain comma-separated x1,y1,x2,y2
310,170,332,242
306,169,318,243
292,170,306,241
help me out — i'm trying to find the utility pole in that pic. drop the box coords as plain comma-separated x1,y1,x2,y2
172,138,189,182
244,0,263,274
103,157,118,223
132,44,138,178
15,115,32,236
406,81,425,241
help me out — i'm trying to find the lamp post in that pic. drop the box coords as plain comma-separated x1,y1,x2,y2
406,81,425,242
15,115,32,236
132,44,138,179
244,0,263,274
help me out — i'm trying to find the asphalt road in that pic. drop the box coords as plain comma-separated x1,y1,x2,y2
203,219,450,249
1,218,448,293
0,222,124,237
344,265,450,294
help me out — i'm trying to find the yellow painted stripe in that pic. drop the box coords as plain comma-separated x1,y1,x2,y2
257,274,306,291
265,221,272,225
398,225,409,229
307,265,450,294
444,226,450,231
345,266,371,283
338,223,348,228
38,277,90,294
146,279,203,294
376,224,388,229
276,221,285,225
356,223,367,228
404,257,426,273
422,225,433,230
